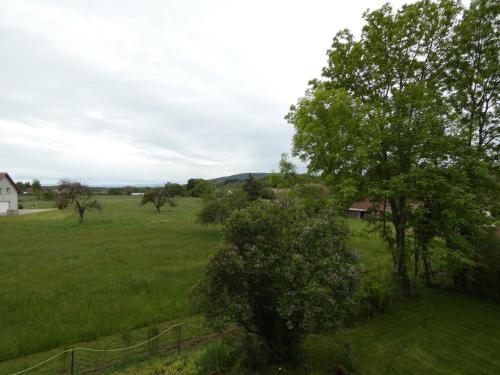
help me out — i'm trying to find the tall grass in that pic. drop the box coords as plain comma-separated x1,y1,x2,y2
0,197,221,360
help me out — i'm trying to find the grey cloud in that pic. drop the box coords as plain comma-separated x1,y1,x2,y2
0,0,414,184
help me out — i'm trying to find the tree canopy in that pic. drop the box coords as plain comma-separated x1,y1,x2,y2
56,180,102,223
287,0,498,293
141,189,177,212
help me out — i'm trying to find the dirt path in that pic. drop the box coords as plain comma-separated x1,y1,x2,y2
17,209,56,215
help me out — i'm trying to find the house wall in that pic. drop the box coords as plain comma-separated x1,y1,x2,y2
0,177,18,212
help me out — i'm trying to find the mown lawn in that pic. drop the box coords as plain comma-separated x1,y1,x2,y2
104,288,500,375
305,288,500,374
0,196,221,360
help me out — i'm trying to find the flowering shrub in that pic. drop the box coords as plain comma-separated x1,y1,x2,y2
194,200,361,363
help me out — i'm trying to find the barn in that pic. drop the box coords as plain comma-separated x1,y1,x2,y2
347,200,390,219
0,172,19,215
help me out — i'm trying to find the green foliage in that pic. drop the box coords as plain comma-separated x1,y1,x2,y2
355,278,398,320
288,183,330,215
188,179,215,198
259,187,276,200
108,188,122,195
15,182,26,194
42,190,56,201
165,182,186,197
461,231,500,300
56,180,102,223
242,174,263,201
448,0,499,156
237,334,272,370
198,190,249,224
141,188,177,212
279,153,297,187
195,341,234,375
286,0,498,293
194,200,361,363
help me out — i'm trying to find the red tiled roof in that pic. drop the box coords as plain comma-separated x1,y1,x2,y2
349,200,372,210
0,172,20,193
349,200,390,212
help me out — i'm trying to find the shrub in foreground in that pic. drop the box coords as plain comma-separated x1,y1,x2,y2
194,200,361,364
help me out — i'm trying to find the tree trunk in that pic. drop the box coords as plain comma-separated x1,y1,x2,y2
391,197,411,295
414,244,419,289
78,206,85,223
396,224,410,294
423,252,432,286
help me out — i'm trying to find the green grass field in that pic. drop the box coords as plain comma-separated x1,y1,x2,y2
103,288,500,375
1,196,499,375
305,288,500,375
0,196,221,360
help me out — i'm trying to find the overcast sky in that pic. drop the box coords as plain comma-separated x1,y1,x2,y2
1,0,414,185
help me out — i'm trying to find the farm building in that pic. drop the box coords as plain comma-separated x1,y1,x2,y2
0,172,19,215
347,200,389,219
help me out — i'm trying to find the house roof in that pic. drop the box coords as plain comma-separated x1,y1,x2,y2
349,200,372,211
349,200,390,212
0,172,20,193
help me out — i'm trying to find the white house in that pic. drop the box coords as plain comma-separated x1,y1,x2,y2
0,172,19,215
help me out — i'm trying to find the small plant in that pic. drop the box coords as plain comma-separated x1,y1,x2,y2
195,341,233,375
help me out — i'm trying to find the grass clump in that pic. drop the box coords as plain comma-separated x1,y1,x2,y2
195,341,234,375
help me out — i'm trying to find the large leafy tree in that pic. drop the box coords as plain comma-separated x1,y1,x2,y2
448,0,499,156
195,201,360,363
286,0,497,293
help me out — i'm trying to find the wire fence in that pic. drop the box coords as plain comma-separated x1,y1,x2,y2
6,321,216,375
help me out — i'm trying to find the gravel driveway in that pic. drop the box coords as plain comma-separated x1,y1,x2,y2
17,209,56,215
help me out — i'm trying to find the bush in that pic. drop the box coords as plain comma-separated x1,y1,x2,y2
198,198,231,224
198,191,249,224
260,187,276,200
194,200,361,364
287,183,330,215
237,334,272,370
189,179,215,198
108,188,122,196
196,341,233,375
43,190,56,200
354,278,398,320
468,231,500,300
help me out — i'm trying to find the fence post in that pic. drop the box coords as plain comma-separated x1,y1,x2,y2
148,326,159,353
176,325,182,355
70,350,74,375
122,333,131,363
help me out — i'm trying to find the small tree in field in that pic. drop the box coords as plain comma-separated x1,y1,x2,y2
141,189,176,212
194,200,360,363
56,180,102,223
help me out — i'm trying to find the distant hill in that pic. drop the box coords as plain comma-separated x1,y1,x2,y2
209,173,270,184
